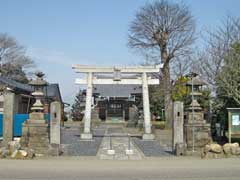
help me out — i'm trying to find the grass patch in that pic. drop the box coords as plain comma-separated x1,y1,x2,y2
152,121,165,129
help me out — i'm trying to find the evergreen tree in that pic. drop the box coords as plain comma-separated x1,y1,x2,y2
212,42,240,132
71,90,85,121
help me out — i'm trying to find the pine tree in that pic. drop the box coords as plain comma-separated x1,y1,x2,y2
71,90,85,121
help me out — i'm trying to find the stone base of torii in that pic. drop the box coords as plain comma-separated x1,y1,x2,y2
72,64,163,140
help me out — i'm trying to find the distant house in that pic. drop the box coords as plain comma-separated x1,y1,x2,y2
0,76,63,114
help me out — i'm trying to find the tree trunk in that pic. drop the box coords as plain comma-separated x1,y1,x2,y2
160,42,173,129
162,63,173,129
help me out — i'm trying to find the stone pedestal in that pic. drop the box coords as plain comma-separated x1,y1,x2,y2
127,106,138,127
91,108,101,123
184,98,212,151
187,112,206,124
137,111,144,129
184,122,211,150
91,108,102,130
20,112,50,155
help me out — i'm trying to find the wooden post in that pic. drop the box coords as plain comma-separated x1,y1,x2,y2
228,110,232,143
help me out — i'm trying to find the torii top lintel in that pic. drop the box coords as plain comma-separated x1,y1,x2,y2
72,64,162,73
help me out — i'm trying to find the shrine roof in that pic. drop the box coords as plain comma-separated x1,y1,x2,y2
0,76,62,102
93,84,142,97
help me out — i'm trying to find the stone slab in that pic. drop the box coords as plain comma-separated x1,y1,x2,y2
81,133,93,140
125,149,134,155
29,112,45,120
107,149,115,155
142,133,155,140
27,119,47,124
24,123,48,127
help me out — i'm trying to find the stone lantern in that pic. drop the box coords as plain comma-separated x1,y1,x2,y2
186,75,205,123
20,72,50,154
184,74,211,152
187,76,204,91
186,75,205,99
29,72,47,113
27,72,48,123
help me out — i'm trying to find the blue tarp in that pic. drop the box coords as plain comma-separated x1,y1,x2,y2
13,114,29,137
0,113,50,137
0,114,3,137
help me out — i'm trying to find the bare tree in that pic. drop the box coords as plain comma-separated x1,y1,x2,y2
0,33,34,83
171,56,194,78
198,16,240,91
128,0,196,128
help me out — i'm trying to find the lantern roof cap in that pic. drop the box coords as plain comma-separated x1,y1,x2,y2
186,76,205,86
29,72,47,86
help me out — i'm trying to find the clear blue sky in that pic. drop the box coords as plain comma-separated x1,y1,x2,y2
1,0,240,105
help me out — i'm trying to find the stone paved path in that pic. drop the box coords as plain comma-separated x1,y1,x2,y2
97,126,143,160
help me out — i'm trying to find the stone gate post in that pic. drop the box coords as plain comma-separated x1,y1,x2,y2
50,101,61,145
172,101,184,152
3,89,15,146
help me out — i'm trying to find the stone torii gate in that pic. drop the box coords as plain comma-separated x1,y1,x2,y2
72,64,162,140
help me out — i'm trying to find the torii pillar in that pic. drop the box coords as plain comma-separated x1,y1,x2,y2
142,72,155,140
81,72,93,140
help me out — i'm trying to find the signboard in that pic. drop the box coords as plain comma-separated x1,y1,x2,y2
227,108,240,143
232,115,240,126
